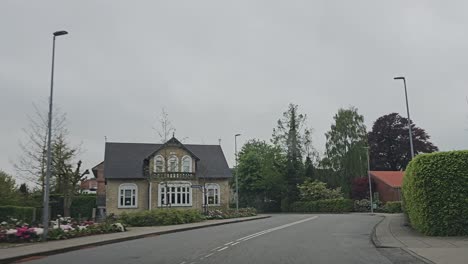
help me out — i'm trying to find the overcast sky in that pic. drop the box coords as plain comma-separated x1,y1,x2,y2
1,0,467,184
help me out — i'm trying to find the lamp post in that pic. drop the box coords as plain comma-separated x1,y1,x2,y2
234,134,241,213
394,76,415,159
364,147,374,214
42,30,68,240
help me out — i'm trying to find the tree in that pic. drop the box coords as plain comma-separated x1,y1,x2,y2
0,170,19,206
368,113,438,171
52,133,85,217
272,104,312,209
351,177,375,200
304,156,315,180
236,140,285,211
14,102,67,192
323,107,367,197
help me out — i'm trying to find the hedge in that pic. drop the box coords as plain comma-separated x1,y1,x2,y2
70,195,97,218
290,199,354,213
403,150,468,236
0,206,36,223
119,209,204,226
381,201,402,214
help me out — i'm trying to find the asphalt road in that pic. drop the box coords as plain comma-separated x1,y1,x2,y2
24,214,424,264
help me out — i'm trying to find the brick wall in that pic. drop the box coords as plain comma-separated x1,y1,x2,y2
373,178,402,203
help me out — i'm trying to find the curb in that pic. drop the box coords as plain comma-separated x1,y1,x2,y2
370,215,435,264
370,214,386,248
1,215,271,264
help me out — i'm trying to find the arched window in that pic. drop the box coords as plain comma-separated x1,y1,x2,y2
154,155,164,172
204,183,220,206
158,181,192,207
182,155,192,172
168,155,179,172
118,183,138,208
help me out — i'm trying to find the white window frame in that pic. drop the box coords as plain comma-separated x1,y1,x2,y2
154,155,165,172
203,183,221,206
168,155,179,172
158,181,192,207
118,183,138,208
181,155,192,173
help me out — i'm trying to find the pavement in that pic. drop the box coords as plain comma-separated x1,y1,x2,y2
372,213,468,264
0,215,269,264
3,213,425,264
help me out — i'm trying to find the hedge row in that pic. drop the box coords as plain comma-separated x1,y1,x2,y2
290,199,354,213
0,206,36,222
403,150,468,236
119,209,204,226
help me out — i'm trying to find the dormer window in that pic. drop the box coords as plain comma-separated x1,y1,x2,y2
182,156,192,172
168,155,179,172
154,155,164,172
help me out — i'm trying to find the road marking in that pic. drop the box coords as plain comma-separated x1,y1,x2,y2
211,246,222,251
237,216,318,242
231,241,240,246
204,253,214,258
224,241,234,245
217,246,229,251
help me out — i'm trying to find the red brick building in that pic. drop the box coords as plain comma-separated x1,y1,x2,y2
370,171,404,203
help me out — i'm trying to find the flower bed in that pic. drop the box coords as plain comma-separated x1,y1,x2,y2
205,207,257,220
0,216,126,243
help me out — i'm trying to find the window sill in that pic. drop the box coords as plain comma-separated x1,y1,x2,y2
118,206,138,209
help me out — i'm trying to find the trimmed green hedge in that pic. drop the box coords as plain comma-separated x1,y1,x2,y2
119,209,204,226
380,201,402,214
0,206,36,222
290,199,354,213
403,151,468,236
70,195,96,218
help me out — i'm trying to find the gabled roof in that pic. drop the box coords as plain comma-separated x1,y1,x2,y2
146,136,200,161
370,171,404,188
91,161,104,178
104,142,232,179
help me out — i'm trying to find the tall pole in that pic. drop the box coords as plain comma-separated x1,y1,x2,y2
235,134,241,213
394,77,415,159
365,147,374,214
43,31,68,241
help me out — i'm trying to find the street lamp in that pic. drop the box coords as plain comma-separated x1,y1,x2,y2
234,134,241,213
394,76,415,159
43,30,68,240
364,147,374,214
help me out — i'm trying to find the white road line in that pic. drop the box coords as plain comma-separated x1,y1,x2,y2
204,253,214,258
231,241,240,246
237,216,318,242
211,246,222,251
217,246,229,251
224,241,234,245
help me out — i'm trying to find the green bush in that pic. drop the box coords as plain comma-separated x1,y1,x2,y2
70,195,96,218
403,151,468,236
0,206,36,222
206,207,257,219
290,199,354,213
381,201,402,214
119,209,204,227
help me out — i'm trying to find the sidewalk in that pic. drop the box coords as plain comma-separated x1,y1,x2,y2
0,215,270,264
373,213,468,264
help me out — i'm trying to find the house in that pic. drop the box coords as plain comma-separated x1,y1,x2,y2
370,171,404,203
91,161,106,218
80,178,97,194
103,136,232,215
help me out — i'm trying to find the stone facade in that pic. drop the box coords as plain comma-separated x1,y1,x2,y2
106,178,230,215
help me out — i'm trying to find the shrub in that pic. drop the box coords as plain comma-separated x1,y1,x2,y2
403,150,468,236
354,199,370,212
119,209,204,227
298,180,343,201
206,207,257,220
381,201,402,214
291,199,353,213
70,195,96,218
0,206,36,223
351,177,375,200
